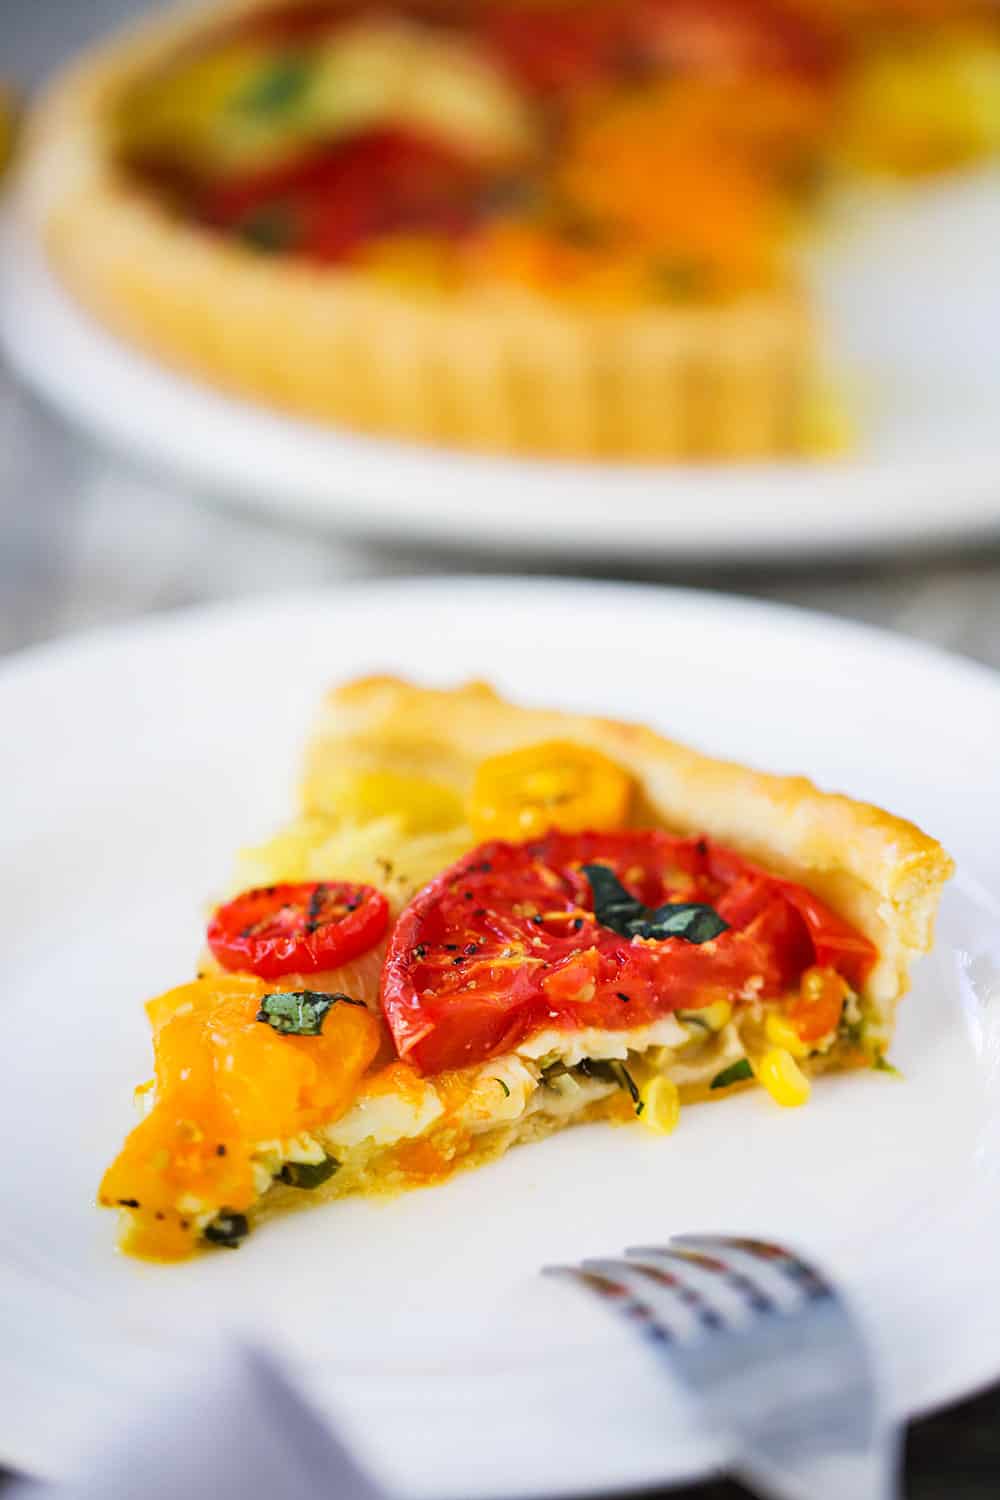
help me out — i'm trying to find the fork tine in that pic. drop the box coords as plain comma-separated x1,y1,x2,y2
627,1244,777,1317
585,1256,730,1338
543,1264,675,1348
671,1235,835,1304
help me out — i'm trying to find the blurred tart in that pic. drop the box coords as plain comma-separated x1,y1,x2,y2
17,0,1000,458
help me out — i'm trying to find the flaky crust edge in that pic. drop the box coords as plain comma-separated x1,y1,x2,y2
303,676,955,1043
14,0,821,459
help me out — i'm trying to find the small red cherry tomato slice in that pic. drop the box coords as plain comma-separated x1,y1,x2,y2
208,881,389,979
381,830,877,1074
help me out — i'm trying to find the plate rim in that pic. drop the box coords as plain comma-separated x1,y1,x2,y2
2,578,1000,1496
4,570,1000,702
3,217,1000,563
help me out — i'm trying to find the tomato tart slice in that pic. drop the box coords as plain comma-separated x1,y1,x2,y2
99,677,953,1261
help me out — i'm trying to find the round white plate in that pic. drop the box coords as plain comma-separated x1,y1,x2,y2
2,578,1000,1498
3,171,1000,562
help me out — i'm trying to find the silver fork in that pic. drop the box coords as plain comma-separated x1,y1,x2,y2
545,1235,898,1500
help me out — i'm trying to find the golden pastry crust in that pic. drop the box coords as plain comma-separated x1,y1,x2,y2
304,676,955,1034
15,0,819,459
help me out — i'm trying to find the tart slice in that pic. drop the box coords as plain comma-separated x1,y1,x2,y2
99,678,953,1261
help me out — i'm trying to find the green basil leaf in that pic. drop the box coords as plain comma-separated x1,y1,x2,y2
239,205,297,253
582,865,728,946
580,864,645,930
710,1058,753,1090
873,1054,902,1077
278,1156,340,1190
234,57,311,117
642,903,730,943
256,990,365,1036
203,1210,250,1248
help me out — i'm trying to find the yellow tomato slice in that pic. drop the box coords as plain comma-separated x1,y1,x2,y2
100,974,381,1259
313,767,467,834
468,741,632,842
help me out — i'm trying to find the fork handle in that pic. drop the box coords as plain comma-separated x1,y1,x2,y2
737,1428,901,1500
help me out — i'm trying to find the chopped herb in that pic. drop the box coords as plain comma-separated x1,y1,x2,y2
278,1156,339,1190
582,865,729,946
234,57,311,118
710,1058,753,1090
465,943,479,955
616,991,631,1004
216,1144,227,1157
572,917,584,931
531,914,544,925
256,990,364,1036
873,1054,902,1077
540,1055,569,1085
577,1058,644,1115
117,1197,140,1208
413,944,427,960
239,205,296,254
203,1211,250,1249
444,944,459,952
492,1077,511,1098
576,1057,615,1082
616,1063,643,1114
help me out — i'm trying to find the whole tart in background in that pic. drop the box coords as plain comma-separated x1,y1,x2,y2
15,0,1000,459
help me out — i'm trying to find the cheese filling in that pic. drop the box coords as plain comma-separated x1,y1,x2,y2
214,994,850,1225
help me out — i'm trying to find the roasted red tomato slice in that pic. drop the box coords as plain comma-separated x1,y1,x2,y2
208,881,389,979
381,830,876,1074
481,0,837,94
481,5,627,93
630,0,841,82
199,129,486,262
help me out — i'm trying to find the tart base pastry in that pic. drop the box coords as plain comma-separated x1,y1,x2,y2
99,676,953,1261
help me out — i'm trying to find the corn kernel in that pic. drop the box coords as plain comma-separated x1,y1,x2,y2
639,1076,681,1135
755,1048,811,1108
765,1012,810,1059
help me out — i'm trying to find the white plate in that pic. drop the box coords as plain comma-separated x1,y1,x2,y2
2,578,1000,1498
3,171,1000,562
